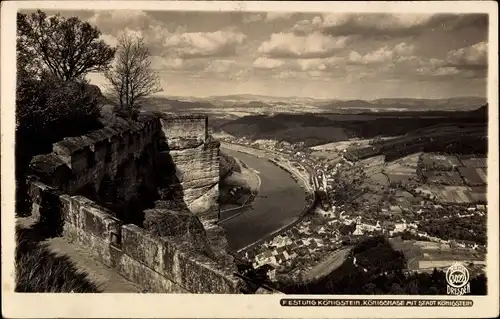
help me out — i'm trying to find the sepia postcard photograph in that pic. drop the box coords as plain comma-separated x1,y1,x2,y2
1,1,499,318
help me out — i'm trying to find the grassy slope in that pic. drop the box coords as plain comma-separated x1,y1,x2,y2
15,225,100,293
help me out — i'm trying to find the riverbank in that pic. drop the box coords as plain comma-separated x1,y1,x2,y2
218,146,308,252
219,154,261,221
220,143,317,253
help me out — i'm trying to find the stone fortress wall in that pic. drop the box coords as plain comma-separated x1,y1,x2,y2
25,112,250,293
156,114,220,217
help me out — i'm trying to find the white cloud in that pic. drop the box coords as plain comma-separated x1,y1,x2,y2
100,34,119,46
258,32,349,58
243,13,263,24
363,47,394,64
432,67,462,76
150,56,207,71
393,42,416,56
88,10,152,34
266,12,295,21
321,13,434,36
410,41,487,79
232,69,252,81
290,16,323,34
446,41,487,67
205,60,237,73
307,70,327,78
416,65,460,77
253,57,285,69
273,70,298,80
323,13,432,29
164,31,246,58
348,42,415,65
296,58,333,71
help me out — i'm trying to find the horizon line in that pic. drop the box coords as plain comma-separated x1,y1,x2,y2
151,92,488,101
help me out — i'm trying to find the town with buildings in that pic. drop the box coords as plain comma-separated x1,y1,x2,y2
215,132,487,284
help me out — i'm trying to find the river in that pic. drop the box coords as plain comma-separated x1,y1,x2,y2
218,146,307,252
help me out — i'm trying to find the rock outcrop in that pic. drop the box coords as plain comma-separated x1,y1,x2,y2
155,113,220,219
143,202,216,259
23,111,244,293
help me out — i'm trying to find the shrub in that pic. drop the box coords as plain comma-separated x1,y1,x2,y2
16,73,103,138
16,73,104,215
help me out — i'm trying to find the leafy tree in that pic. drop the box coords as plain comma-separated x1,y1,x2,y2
17,10,116,81
15,10,110,214
329,163,367,206
389,283,405,294
104,32,162,119
406,280,420,294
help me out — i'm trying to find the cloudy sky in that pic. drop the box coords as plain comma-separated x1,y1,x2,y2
51,10,488,99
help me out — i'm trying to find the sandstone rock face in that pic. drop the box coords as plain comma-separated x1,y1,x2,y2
24,112,244,293
156,112,208,143
143,205,215,259
155,113,220,219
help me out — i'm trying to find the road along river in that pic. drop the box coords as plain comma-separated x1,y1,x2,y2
219,146,307,252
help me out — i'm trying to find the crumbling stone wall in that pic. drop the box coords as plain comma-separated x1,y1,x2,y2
56,190,243,293
29,113,160,199
23,111,247,293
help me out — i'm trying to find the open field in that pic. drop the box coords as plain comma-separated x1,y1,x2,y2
359,155,385,168
458,155,487,168
311,139,373,151
421,153,463,170
347,147,487,206
304,248,351,281
310,150,343,161
415,185,485,204
366,172,390,186
385,164,417,175
387,152,421,168
458,167,487,186
422,170,464,185
389,238,485,272
387,173,415,184
418,260,486,270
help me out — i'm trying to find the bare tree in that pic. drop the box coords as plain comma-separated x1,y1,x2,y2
104,33,162,119
17,10,116,81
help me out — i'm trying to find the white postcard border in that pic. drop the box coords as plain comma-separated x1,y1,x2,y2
1,1,498,318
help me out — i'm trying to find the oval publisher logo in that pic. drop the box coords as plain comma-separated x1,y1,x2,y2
446,262,470,288
446,262,471,295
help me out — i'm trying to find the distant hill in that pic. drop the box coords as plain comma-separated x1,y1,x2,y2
239,100,273,108
146,95,487,112
319,97,487,111
141,96,217,112
205,94,332,104
217,104,488,147
208,94,277,101
472,103,488,116
219,113,353,146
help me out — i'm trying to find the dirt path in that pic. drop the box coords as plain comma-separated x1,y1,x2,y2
304,248,351,281
16,217,143,293
44,237,143,293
